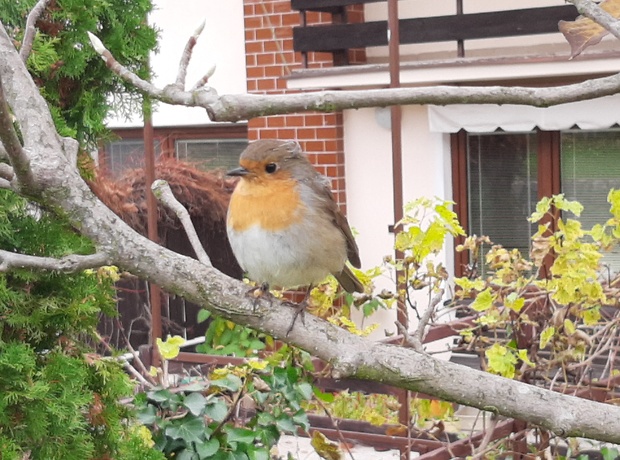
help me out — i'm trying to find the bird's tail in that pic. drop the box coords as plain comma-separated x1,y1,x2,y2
333,265,364,293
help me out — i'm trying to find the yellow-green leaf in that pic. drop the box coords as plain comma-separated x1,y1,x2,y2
505,293,525,313
609,188,620,219
454,277,486,292
540,326,555,349
583,306,601,326
563,318,576,335
485,343,517,379
470,288,494,312
311,430,343,460
517,349,534,367
156,335,185,360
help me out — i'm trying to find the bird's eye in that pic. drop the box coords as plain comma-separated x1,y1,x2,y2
265,163,277,174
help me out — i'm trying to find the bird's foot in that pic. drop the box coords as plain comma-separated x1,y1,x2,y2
285,299,308,337
245,282,272,312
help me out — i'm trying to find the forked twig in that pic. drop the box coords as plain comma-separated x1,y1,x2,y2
175,20,206,89
151,179,212,266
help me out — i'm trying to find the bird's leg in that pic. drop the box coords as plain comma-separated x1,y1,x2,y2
285,285,313,336
245,282,272,311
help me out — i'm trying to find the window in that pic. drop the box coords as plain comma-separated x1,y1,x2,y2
175,139,247,171
100,124,248,177
104,139,161,178
452,128,620,276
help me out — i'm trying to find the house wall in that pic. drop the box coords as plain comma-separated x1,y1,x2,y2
242,0,366,210
343,106,453,337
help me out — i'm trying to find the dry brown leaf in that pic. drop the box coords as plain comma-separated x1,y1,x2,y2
558,0,620,59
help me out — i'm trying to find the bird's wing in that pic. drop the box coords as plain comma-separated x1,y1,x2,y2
310,174,361,268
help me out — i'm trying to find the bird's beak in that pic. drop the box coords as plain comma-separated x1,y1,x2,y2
226,166,249,177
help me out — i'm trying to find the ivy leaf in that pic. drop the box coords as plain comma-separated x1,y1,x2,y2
454,277,486,292
196,438,220,459
247,447,270,460
312,387,334,405
529,196,552,222
275,415,297,433
211,374,243,392
540,326,555,349
295,382,314,401
183,392,207,416
471,288,494,312
225,426,256,444
165,417,206,443
136,404,157,425
601,446,620,460
204,398,228,422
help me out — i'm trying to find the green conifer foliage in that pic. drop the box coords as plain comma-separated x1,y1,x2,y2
1,0,157,146
0,190,164,459
0,0,162,456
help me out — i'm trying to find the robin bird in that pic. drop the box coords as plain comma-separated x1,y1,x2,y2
226,139,364,333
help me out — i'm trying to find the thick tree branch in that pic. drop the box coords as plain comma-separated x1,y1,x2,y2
0,250,111,273
19,0,50,62
569,0,620,41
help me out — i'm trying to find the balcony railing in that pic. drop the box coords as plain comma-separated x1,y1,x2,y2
291,0,579,67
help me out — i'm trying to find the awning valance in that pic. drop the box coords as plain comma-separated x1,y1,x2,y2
428,94,620,133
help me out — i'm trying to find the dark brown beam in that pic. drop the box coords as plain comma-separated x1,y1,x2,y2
293,5,578,52
291,0,383,13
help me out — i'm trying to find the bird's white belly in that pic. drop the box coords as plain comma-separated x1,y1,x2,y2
227,222,346,289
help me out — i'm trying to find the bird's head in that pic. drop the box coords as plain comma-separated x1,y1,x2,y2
227,139,308,182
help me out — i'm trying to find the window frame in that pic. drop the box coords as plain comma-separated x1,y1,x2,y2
451,129,563,278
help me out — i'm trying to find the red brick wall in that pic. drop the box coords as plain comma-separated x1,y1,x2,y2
243,0,365,210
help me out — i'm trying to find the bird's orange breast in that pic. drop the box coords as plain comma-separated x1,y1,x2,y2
228,177,305,232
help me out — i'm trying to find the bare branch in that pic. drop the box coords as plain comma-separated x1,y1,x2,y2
151,179,212,266
87,31,620,122
0,73,34,189
415,288,444,345
87,32,219,106
395,320,422,351
190,64,216,91
569,0,620,41
175,20,206,89
19,0,51,62
0,250,110,273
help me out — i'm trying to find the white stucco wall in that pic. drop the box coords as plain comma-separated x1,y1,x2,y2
106,0,247,128
344,106,453,340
